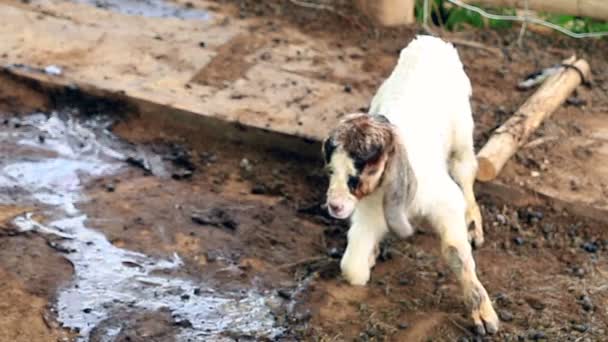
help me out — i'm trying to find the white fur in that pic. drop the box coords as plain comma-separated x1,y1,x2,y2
341,35,476,285
340,36,499,333
326,151,358,219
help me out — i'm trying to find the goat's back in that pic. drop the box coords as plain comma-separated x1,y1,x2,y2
369,35,473,165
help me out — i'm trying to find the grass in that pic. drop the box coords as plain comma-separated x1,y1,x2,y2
415,0,608,34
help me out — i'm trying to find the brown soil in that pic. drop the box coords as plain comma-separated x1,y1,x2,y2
0,206,74,342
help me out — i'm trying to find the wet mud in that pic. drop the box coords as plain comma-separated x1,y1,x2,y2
69,0,210,20
0,111,293,341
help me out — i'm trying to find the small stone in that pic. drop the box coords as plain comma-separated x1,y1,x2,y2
570,178,581,191
573,267,585,278
173,319,193,328
260,52,272,61
582,242,598,253
82,308,92,314
496,214,507,225
343,84,352,93
198,41,206,48
240,158,253,172
542,223,554,234
105,183,115,192
293,310,312,323
528,330,546,340
513,236,525,246
398,322,409,330
572,323,588,333
44,65,62,75
495,292,511,306
251,183,266,195
180,294,190,301
566,96,587,107
277,289,291,300
205,251,217,263
580,295,594,311
526,297,546,311
498,309,513,322
193,288,201,296
399,277,412,286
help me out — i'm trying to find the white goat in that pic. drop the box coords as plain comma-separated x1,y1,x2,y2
322,35,499,334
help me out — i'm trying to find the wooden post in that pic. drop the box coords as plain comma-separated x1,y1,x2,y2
355,0,416,26
460,0,608,22
476,57,591,182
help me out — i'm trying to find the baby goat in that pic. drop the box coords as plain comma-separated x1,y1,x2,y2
322,35,499,334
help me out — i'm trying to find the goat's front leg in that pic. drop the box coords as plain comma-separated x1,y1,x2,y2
340,200,387,286
431,188,499,334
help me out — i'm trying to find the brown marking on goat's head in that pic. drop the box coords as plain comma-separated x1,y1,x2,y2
322,113,396,218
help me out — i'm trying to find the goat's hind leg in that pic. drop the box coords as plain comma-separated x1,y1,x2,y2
450,142,484,248
432,186,499,334
442,230,498,334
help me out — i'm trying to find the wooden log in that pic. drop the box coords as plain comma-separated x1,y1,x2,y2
355,0,415,26
476,57,590,182
460,0,608,22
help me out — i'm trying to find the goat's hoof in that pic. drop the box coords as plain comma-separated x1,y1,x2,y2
342,272,370,286
472,302,499,335
474,324,487,336
341,260,371,286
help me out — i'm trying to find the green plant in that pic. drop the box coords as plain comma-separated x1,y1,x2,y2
415,0,513,30
415,0,608,34
544,14,608,34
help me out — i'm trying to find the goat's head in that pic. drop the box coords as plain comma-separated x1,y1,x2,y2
322,113,395,219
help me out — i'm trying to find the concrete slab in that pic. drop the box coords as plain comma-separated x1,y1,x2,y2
0,0,373,142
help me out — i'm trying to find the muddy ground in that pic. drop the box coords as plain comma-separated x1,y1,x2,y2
0,1,608,342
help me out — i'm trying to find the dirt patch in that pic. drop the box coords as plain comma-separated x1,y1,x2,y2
0,207,74,342
1,78,608,341
0,72,49,113
191,34,269,87
0,268,71,342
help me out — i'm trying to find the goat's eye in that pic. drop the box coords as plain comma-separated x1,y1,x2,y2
347,175,359,192
326,168,334,176
353,159,366,172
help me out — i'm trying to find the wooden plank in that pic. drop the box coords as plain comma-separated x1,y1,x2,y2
476,57,591,181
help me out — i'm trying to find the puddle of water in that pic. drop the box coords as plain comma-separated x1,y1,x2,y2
0,112,283,341
67,0,211,20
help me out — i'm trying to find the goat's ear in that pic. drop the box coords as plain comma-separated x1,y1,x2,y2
382,131,417,238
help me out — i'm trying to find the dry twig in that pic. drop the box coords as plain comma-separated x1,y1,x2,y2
448,38,503,57
278,255,328,270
